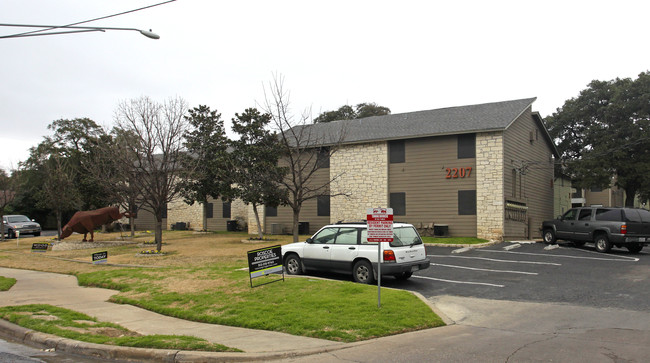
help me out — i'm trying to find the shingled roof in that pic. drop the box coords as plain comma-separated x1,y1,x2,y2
297,97,539,146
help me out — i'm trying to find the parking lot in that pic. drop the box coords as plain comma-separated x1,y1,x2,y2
382,242,650,311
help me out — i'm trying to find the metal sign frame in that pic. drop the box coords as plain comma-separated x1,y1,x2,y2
247,245,284,288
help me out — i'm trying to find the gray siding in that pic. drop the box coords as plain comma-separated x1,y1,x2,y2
503,108,555,239
265,166,331,236
133,207,167,231
389,135,477,237
205,198,233,231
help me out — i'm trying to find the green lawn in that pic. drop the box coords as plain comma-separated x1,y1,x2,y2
77,264,445,342
0,304,239,352
0,276,17,291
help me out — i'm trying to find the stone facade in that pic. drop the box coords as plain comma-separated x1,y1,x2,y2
476,132,504,241
247,204,265,235
330,142,388,222
167,199,203,230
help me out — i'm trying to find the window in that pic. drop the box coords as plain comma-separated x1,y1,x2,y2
334,228,358,245
458,133,476,159
161,204,168,219
389,140,405,163
596,208,622,222
578,209,592,221
265,205,277,217
390,192,406,216
458,190,476,215
317,148,330,168
222,202,231,219
624,210,642,223
317,195,330,216
312,228,337,244
561,209,578,220
206,203,214,219
590,186,603,193
512,169,517,198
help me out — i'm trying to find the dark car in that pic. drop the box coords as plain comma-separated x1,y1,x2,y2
542,207,650,253
2,215,42,238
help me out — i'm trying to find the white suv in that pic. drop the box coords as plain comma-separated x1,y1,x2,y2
281,222,430,284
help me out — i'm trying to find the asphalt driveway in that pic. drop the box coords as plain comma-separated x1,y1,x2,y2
383,241,650,311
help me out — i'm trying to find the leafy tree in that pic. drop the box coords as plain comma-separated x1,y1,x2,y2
181,105,232,231
231,108,286,239
546,71,650,206
314,102,390,123
36,155,82,239
113,96,193,251
46,118,110,210
0,168,17,241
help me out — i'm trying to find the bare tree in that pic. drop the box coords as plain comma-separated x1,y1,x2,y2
0,168,17,241
84,130,143,237
113,96,193,251
262,74,348,242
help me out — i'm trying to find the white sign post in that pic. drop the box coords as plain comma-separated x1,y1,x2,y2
366,207,393,308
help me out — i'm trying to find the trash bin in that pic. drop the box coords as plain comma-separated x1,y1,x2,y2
433,224,449,237
172,222,187,230
298,222,310,235
226,220,238,231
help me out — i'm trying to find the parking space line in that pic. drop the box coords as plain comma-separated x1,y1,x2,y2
430,262,538,275
428,254,562,266
478,249,639,262
412,275,505,287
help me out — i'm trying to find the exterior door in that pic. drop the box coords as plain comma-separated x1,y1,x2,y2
556,208,578,240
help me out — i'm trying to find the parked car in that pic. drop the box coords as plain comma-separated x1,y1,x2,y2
541,207,650,253
281,222,430,284
2,215,42,238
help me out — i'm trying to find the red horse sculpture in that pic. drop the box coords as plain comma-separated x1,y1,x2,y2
60,206,134,242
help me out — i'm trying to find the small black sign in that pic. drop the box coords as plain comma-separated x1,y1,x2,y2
31,243,49,253
247,245,283,287
92,251,108,264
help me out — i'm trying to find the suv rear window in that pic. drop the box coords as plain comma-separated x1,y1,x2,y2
595,208,623,222
624,209,642,223
360,226,423,247
638,209,650,223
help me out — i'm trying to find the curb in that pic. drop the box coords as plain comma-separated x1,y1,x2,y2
424,240,501,248
0,319,351,362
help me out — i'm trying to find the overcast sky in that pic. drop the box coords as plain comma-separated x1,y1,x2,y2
1,0,649,170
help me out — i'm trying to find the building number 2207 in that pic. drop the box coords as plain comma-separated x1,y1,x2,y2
445,167,472,179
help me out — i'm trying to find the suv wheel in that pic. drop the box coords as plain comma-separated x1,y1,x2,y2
353,260,375,284
284,254,303,275
543,229,556,244
626,243,643,254
594,234,612,253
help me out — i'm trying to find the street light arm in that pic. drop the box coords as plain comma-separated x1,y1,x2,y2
0,23,160,39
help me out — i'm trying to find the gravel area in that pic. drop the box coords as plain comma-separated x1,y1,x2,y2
51,241,138,251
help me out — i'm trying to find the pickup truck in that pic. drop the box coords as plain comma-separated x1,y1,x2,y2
541,207,650,253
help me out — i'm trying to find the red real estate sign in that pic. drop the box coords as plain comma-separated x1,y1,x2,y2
366,208,394,243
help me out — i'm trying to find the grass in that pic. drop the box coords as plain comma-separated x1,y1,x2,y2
0,304,239,352
0,230,445,344
422,236,489,244
0,276,17,291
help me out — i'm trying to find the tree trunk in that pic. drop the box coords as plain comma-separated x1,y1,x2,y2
625,186,637,207
155,214,163,252
130,216,135,237
252,202,263,240
56,210,62,240
202,200,209,232
292,206,301,242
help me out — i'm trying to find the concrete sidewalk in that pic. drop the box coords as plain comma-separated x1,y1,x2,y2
0,267,347,361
